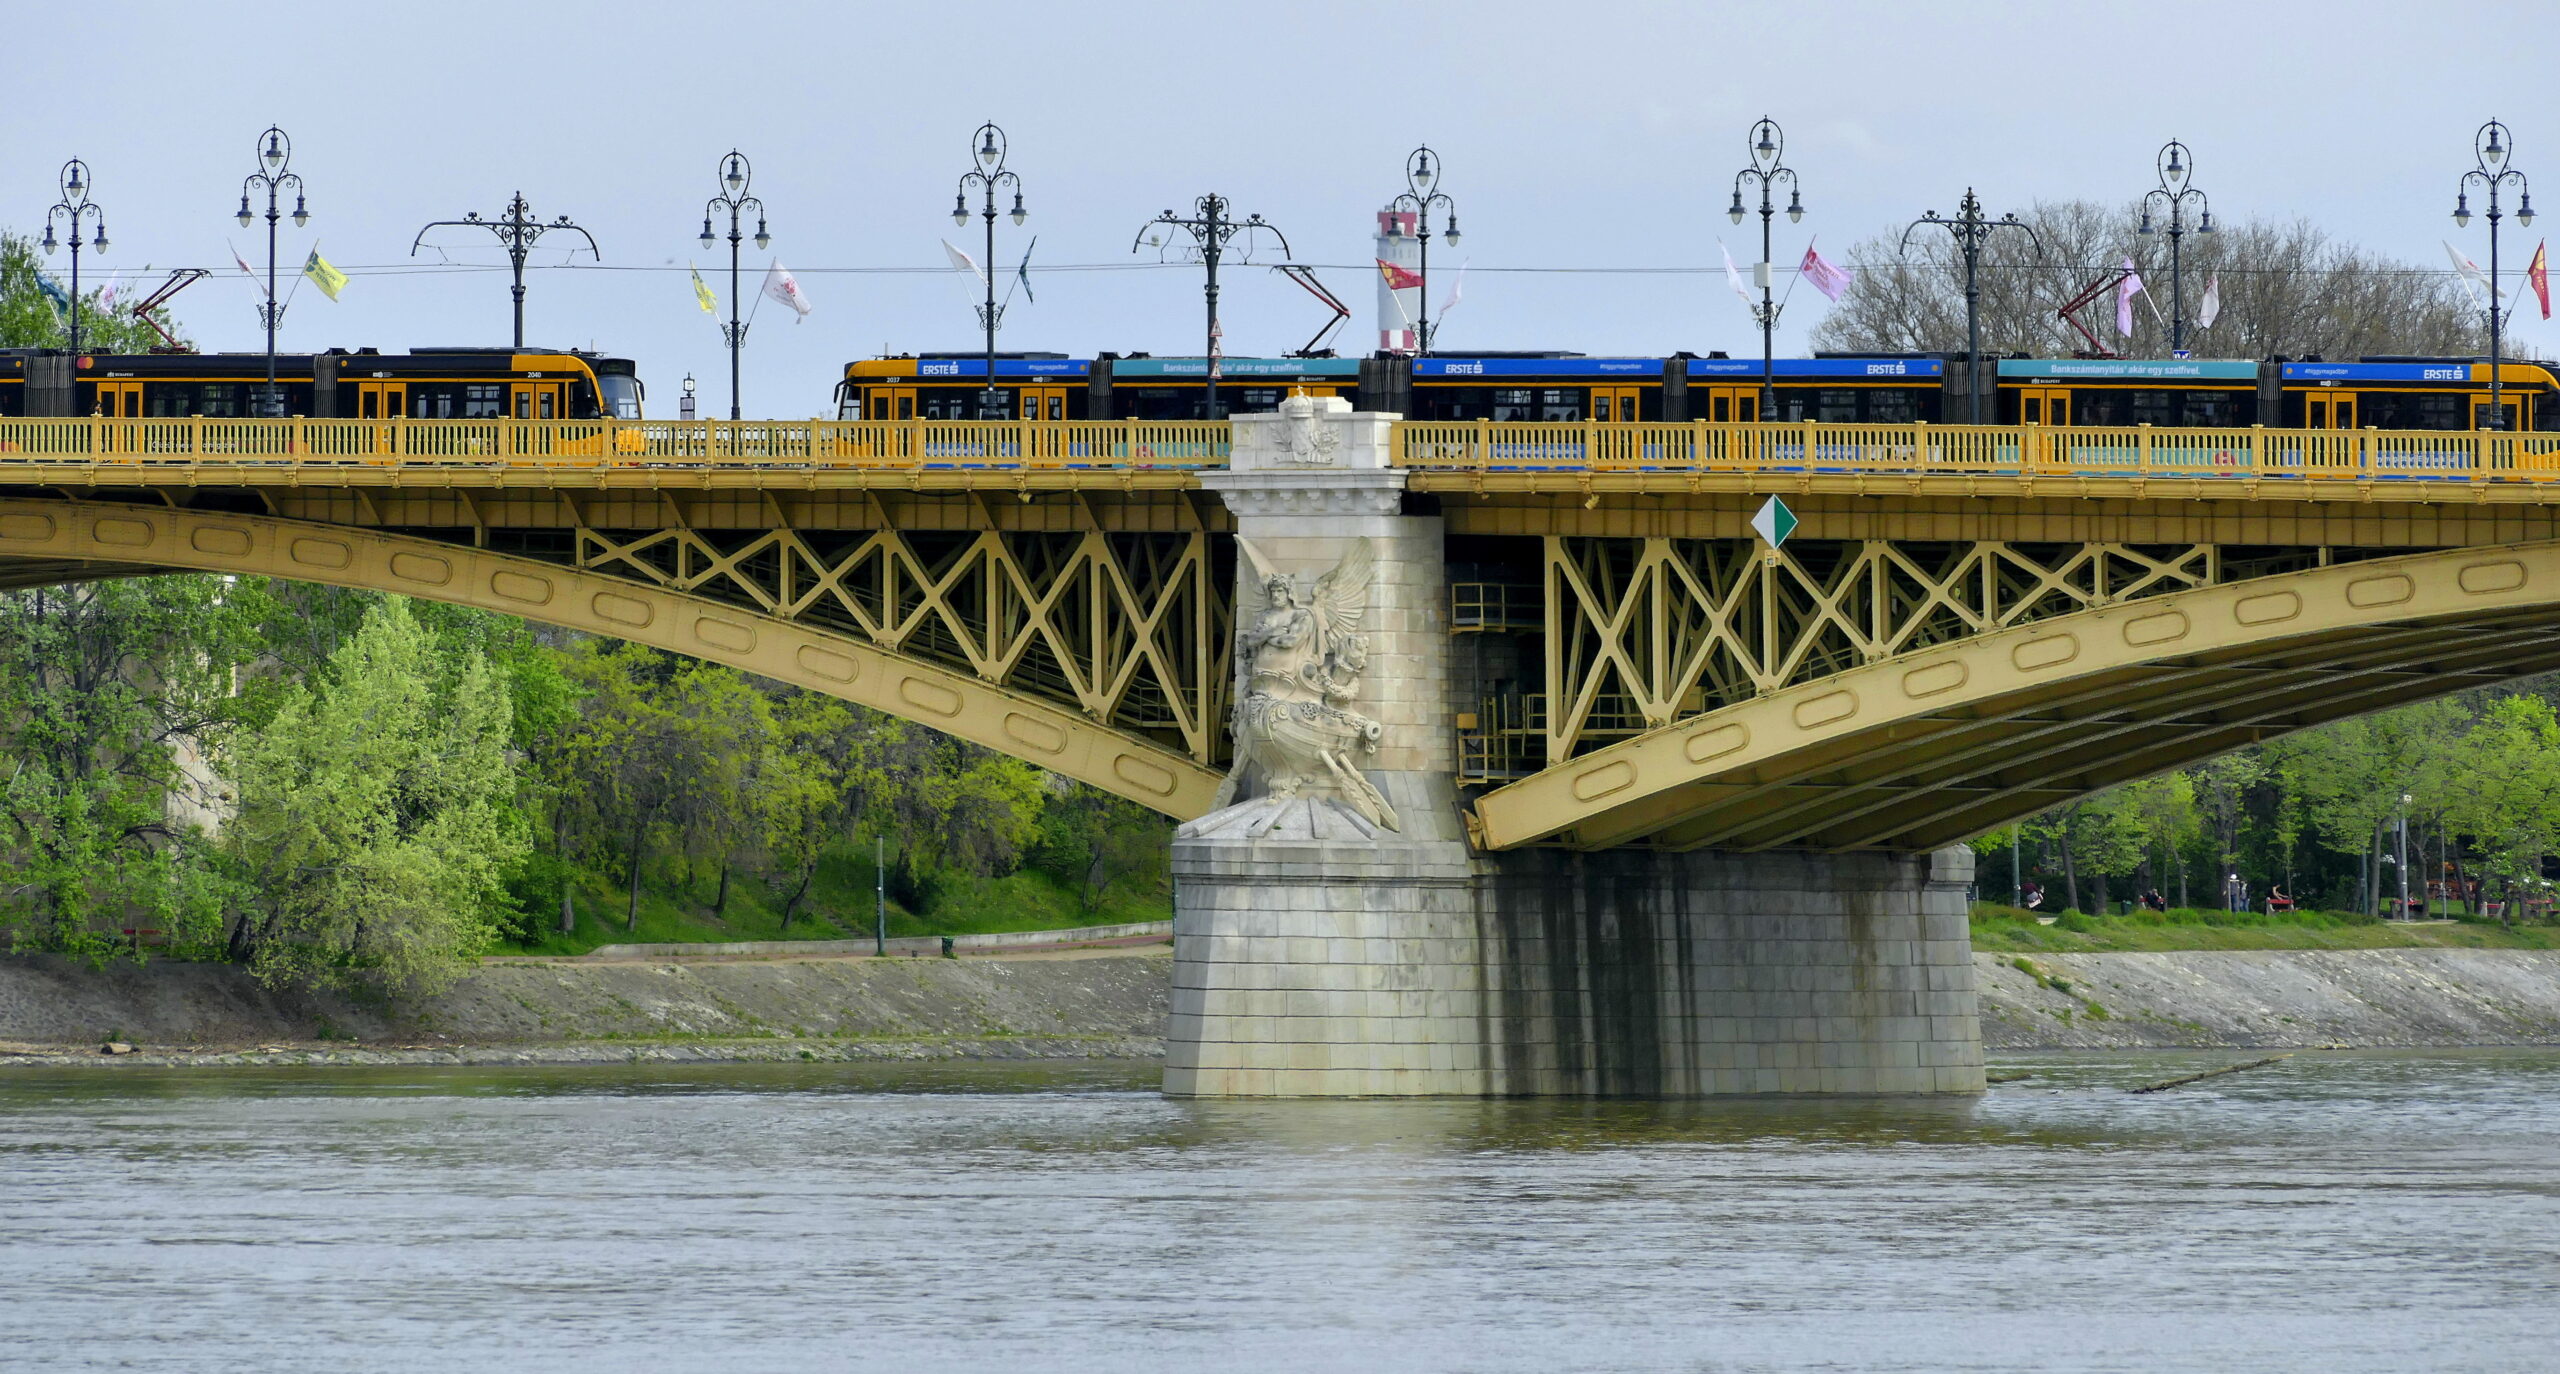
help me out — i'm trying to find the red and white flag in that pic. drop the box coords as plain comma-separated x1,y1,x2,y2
1719,240,1754,311
2530,240,2551,321
229,242,269,298
1797,240,1853,301
2446,241,2500,304
761,260,813,320
2116,257,2147,338
2197,273,2222,329
1375,258,1423,291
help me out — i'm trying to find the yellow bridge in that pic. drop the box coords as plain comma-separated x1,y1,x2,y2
11,414,2560,854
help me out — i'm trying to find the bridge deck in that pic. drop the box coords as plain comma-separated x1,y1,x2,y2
5,417,2559,493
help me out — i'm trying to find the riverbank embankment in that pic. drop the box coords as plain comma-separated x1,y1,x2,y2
6,945,2560,1068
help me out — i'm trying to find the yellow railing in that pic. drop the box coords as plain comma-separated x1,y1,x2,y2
0,417,1232,467
11,415,2560,481
1392,420,2560,480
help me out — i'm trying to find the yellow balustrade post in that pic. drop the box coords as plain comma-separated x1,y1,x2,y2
2138,423,2151,475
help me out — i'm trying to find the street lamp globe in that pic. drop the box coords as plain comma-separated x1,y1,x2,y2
292,195,308,228
237,195,254,228
1443,219,1461,247
1010,193,1027,227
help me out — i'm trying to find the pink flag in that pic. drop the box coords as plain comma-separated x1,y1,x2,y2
2116,257,2147,337
1798,241,1853,302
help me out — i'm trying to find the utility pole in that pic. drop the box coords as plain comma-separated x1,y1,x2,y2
412,192,599,350
2138,140,2214,355
2453,119,2535,431
1134,194,1291,419
875,833,888,957
1901,189,2037,424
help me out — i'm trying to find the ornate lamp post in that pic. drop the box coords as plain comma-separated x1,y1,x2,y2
699,151,769,422
41,159,109,360
1386,146,1460,354
234,127,309,417
951,123,1027,419
2137,139,2215,355
410,193,598,352
2454,119,2535,430
1901,189,2039,424
1133,195,1292,420
1727,117,1802,419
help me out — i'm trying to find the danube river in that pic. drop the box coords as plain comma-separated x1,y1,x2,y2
1,1051,2554,1372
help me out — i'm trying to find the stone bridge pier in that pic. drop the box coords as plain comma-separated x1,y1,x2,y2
1164,397,1983,1097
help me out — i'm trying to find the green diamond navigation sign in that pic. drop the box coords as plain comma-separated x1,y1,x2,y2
1751,495,1798,550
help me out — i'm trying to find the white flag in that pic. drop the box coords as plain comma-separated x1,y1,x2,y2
761,260,812,320
2446,240,2501,304
942,239,988,290
2197,273,2222,329
1438,260,1469,318
1719,240,1754,311
2116,257,2147,338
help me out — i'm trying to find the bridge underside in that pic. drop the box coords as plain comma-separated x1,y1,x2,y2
1471,542,2560,852
0,493,1228,818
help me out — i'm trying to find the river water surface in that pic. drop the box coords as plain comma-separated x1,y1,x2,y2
1,1050,2555,1372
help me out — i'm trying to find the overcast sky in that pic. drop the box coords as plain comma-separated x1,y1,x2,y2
6,0,2553,416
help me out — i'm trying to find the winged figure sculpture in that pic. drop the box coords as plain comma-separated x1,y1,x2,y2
1205,537,1400,831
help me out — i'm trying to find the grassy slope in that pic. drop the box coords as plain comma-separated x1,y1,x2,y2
1970,903,2560,954
501,845,1170,957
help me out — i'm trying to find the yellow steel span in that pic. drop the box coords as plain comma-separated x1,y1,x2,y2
14,415,2560,849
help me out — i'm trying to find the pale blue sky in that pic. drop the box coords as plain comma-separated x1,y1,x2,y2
5,0,2552,415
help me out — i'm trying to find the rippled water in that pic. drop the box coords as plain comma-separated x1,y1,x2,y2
1,1050,2556,1372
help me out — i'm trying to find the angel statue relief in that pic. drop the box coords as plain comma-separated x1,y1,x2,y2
1206,538,1401,831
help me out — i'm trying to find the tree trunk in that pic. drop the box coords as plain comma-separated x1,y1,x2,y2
559,885,575,936
2451,834,2472,920
625,819,647,932
779,866,814,930
2177,855,2189,910
2059,832,2081,914
2091,871,2111,918
712,861,731,918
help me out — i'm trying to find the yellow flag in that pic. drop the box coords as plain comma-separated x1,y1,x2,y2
690,263,716,314
302,248,347,302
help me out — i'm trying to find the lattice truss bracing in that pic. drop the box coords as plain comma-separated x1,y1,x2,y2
555,522,1228,766
1543,537,2268,762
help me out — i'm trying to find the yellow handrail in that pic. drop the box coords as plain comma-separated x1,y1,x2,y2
7,415,2560,481
0,417,1234,468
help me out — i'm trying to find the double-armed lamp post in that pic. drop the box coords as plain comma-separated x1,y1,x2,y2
1386,145,1459,354
235,126,309,417
41,159,109,360
1134,195,1291,420
701,151,770,422
2136,139,2214,355
412,193,599,351
1902,189,2038,424
951,123,1027,419
1727,117,1802,420
2453,119,2535,431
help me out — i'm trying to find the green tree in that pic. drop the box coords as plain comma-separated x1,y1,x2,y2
2441,696,2560,924
222,599,525,994
0,578,267,959
2,228,186,352
2272,700,2467,915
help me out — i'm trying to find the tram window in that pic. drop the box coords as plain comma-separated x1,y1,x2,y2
146,384,194,417
2182,391,2242,427
1492,388,1536,422
1538,389,1583,422
2126,390,2175,426
918,392,975,420
461,385,505,419
199,384,242,418
1812,389,1860,422
1236,388,1286,411
1867,388,1920,423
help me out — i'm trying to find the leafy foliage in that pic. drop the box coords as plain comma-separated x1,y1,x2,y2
1,228,188,353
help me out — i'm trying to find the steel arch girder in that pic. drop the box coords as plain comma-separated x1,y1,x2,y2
1474,541,2560,853
0,499,1222,819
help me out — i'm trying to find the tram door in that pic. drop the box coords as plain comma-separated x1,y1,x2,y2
2019,386,2072,425
511,382,564,421
867,386,918,421
92,381,142,417
1589,385,1643,422
1018,385,1069,422
2305,392,2357,429
356,382,407,420
1699,385,1758,423
2473,396,2520,430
